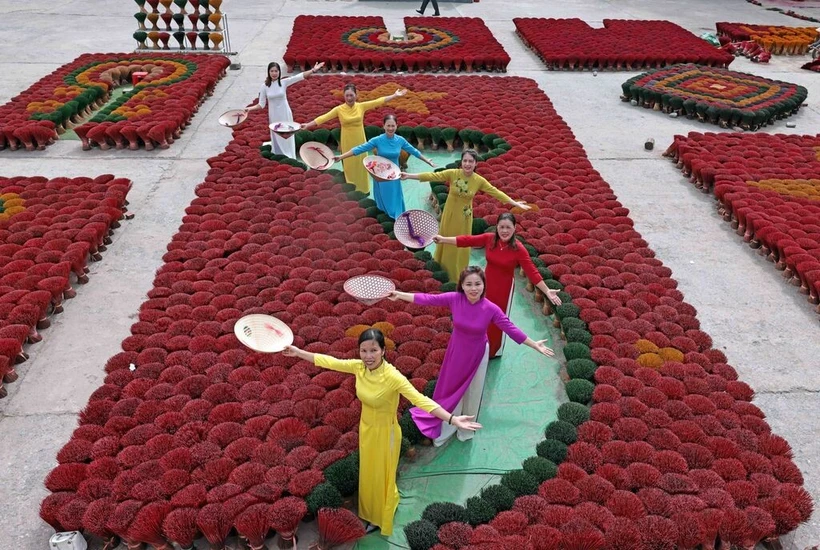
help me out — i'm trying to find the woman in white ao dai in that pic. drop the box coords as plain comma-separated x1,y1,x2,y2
249,61,323,158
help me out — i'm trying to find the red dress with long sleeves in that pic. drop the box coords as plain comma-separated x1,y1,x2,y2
456,233,542,357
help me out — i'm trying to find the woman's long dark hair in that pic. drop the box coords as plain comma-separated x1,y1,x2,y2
456,266,487,299
492,212,519,250
265,62,282,87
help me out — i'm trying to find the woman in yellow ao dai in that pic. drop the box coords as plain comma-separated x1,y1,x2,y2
301,84,408,193
402,149,530,282
283,328,481,535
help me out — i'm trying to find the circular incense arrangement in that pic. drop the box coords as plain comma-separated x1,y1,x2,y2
621,63,807,130
342,26,458,53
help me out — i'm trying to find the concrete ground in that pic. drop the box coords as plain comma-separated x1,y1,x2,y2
1,0,819,548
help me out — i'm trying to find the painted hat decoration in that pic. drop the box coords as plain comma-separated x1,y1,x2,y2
394,209,439,249
218,109,248,127
299,141,335,170
343,275,396,306
363,155,400,182
269,121,301,139
234,314,294,353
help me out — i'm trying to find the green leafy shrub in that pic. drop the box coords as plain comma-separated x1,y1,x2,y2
482,133,500,148
312,128,331,144
500,469,539,497
425,259,442,271
330,127,341,147
544,420,577,445
432,270,449,283
560,318,587,333
365,125,381,140
421,502,469,527
404,520,438,550
399,412,424,444
472,218,488,235
359,198,377,209
432,184,448,195
565,329,592,346
563,342,591,361
468,130,484,150
465,496,496,526
557,402,590,427
323,451,359,496
536,439,568,463
566,358,597,381
479,484,515,512
555,304,580,320
305,482,342,515
429,127,443,148
397,125,415,142
440,282,457,292
566,379,595,404
294,130,311,148
522,456,557,482
412,126,429,147
545,279,564,291
399,409,426,445
537,266,553,280
442,127,457,144
458,128,473,148
423,379,436,398
414,251,432,261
